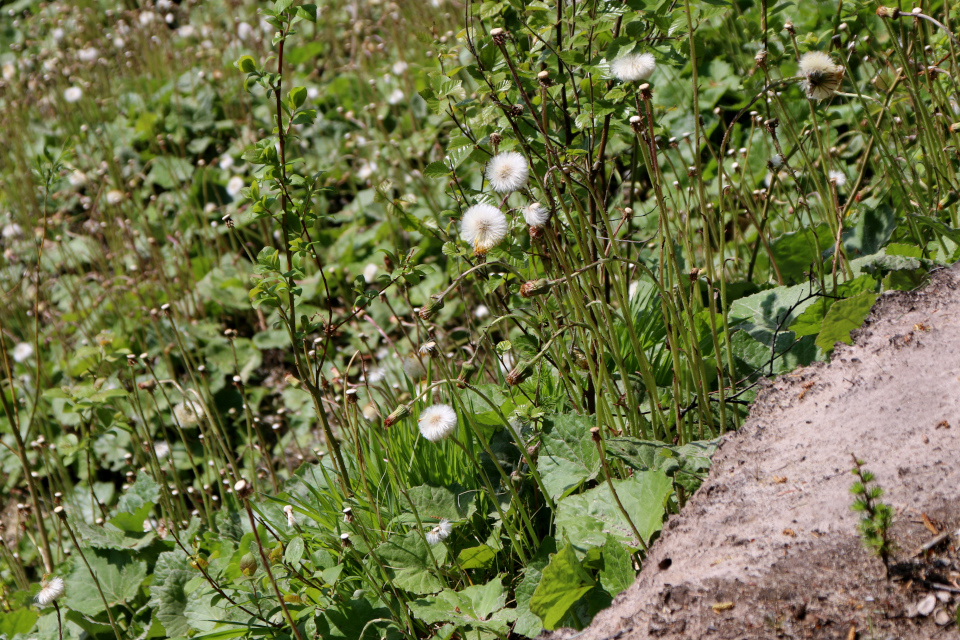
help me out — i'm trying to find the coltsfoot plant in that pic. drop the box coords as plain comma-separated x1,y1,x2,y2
1,0,959,637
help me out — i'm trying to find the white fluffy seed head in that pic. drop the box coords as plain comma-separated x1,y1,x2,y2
485,151,528,193
35,576,65,606
610,51,656,83
426,518,453,544
226,175,245,197
418,404,458,442
460,203,508,255
523,203,550,228
798,51,843,100
12,342,33,363
828,170,847,187
402,354,426,380
64,86,83,103
173,400,204,428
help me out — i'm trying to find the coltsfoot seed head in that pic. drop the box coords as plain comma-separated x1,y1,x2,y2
798,51,844,100
610,51,656,82
418,404,458,442
460,203,508,255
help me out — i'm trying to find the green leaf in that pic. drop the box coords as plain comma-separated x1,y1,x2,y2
149,551,192,637
147,156,194,190
529,544,595,630
375,531,446,594
285,536,305,564
64,548,147,615
237,55,257,73
842,204,896,258
424,161,451,178
117,471,161,514
815,291,877,353
458,545,497,570
555,470,672,551
600,535,634,597
409,578,514,633
0,608,38,636
289,86,307,109
514,537,557,638
538,413,601,501
768,224,829,284
405,484,464,522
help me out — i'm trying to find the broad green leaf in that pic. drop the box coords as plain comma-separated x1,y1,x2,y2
529,544,594,630
117,471,160,514
148,551,192,637
458,545,497,570
0,608,38,636
64,549,147,615
537,413,600,501
555,470,672,551
406,484,463,521
423,161,451,177
768,224,829,284
375,531,446,594
147,156,194,190
514,537,557,638
815,291,877,352
600,535,634,597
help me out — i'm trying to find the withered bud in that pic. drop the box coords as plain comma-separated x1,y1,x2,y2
754,50,767,68
537,70,552,87
528,225,544,240
383,254,394,272
490,27,507,46
342,506,354,523
489,132,502,149
763,118,779,134
506,360,533,386
457,362,478,388
520,278,552,298
590,426,601,442
689,267,703,281
638,83,652,101
508,104,524,117
783,20,795,33
419,295,444,321
340,532,352,547
384,404,411,427
629,115,643,132
54,506,67,521
138,379,157,392
345,389,358,405
876,6,900,17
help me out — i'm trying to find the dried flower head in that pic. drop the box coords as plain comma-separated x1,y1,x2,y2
460,203,508,255
35,576,65,606
418,404,458,442
485,151,528,193
610,51,656,83
523,203,550,228
798,51,844,100
426,518,453,545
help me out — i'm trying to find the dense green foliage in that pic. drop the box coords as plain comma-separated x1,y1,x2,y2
1,0,958,637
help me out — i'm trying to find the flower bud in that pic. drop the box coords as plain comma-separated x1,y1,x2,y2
384,404,411,427
419,295,444,321
506,360,533,386
876,5,900,17
519,279,552,298
240,552,258,576
457,362,477,388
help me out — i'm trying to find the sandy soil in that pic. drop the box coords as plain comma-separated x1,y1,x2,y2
544,263,960,640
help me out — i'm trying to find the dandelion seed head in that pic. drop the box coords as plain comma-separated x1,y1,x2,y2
460,203,508,255
828,170,847,187
485,151,528,193
12,342,32,363
610,51,656,83
106,190,124,205
402,354,426,380
426,518,453,544
798,51,844,100
363,263,379,284
523,203,550,228
226,176,245,198
154,441,170,460
418,404,458,442
474,304,490,320
35,576,65,606
63,86,83,103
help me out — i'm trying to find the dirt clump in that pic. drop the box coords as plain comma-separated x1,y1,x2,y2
544,264,960,640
